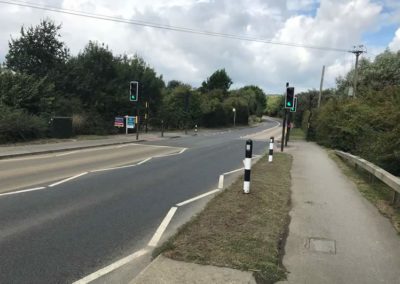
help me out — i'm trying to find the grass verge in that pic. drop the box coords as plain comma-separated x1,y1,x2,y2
154,153,292,283
329,151,400,234
288,128,305,140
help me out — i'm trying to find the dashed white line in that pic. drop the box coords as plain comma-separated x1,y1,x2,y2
176,189,221,207
72,248,149,284
0,187,47,197
148,207,178,247
48,172,88,187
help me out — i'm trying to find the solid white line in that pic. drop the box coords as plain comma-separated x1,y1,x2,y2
176,189,221,207
148,207,178,247
0,187,47,197
137,157,152,165
90,164,137,172
178,148,187,154
55,151,79,157
72,248,149,284
48,172,88,187
218,175,224,189
223,167,244,176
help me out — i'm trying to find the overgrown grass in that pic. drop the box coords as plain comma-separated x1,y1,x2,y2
329,151,400,233
154,153,292,283
289,128,305,140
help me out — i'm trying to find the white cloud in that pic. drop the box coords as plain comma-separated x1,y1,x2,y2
0,0,392,93
389,27,400,51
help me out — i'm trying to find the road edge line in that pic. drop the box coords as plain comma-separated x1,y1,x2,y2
148,207,178,247
48,172,88,187
72,248,149,284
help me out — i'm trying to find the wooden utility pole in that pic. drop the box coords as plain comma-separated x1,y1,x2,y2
318,65,325,108
281,82,289,152
350,45,366,98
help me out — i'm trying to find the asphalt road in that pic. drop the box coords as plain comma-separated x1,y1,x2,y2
0,118,280,283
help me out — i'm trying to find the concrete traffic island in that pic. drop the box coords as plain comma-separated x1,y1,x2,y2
130,255,256,284
131,153,292,283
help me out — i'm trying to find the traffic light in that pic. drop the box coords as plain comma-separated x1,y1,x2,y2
285,87,295,109
130,81,139,102
290,96,298,112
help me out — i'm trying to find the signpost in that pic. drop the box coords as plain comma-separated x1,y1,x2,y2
125,116,135,134
114,117,124,128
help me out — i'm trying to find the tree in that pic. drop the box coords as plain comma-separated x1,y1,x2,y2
6,19,69,77
201,69,232,93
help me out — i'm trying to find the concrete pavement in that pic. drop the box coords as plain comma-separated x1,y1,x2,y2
131,255,256,284
280,141,400,284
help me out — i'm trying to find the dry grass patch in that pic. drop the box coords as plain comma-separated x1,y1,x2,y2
155,153,292,283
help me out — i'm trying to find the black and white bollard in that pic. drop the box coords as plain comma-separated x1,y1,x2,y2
194,124,198,135
268,136,274,162
243,139,253,194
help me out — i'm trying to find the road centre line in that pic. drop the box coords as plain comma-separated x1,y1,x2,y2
176,189,221,207
148,207,178,247
48,172,88,187
0,187,47,197
72,248,149,284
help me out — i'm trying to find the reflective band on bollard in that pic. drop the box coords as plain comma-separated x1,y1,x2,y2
243,139,253,194
268,136,274,163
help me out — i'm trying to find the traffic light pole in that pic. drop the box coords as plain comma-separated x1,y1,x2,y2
281,109,287,152
136,102,140,141
285,112,291,146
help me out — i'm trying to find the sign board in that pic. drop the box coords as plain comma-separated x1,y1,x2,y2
114,117,124,127
126,116,135,129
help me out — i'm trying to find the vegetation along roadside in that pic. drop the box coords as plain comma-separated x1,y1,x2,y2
154,153,293,283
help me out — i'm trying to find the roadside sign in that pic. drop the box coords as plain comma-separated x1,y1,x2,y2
114,117,124,127
127,116,135,129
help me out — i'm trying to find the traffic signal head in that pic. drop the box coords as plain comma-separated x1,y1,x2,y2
285,87,295,108
130,81,139,101
290,96,298,112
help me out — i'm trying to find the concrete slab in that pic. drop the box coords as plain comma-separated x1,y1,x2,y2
130,255,256,284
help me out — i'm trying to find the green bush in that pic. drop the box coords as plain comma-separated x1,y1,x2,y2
0,106,48,143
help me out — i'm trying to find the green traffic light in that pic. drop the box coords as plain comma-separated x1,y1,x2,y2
287,102,292,107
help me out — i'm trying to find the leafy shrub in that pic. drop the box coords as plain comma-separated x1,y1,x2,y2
0,106,48,143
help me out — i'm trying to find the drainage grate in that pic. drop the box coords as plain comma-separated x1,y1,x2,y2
307,238,336,254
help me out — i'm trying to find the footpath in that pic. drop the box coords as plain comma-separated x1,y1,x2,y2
131,141,400,284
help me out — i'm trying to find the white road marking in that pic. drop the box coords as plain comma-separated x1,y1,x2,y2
72,248,149,284
55,151,79,157
90,164,138,172
0,155,52,162
218,175,224,189
137,157,152,165
48,172,88,187
148,207,178,247
223,168,244,176
176,189,221,207
0,187,47,197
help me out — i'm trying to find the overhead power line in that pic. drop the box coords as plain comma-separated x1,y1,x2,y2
0,0,352,53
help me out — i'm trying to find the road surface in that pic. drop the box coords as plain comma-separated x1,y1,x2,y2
0,118,280,283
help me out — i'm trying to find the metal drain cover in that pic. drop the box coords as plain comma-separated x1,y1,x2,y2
307,238,336,254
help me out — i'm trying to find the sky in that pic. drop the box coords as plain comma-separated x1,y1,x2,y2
0,0,399,93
